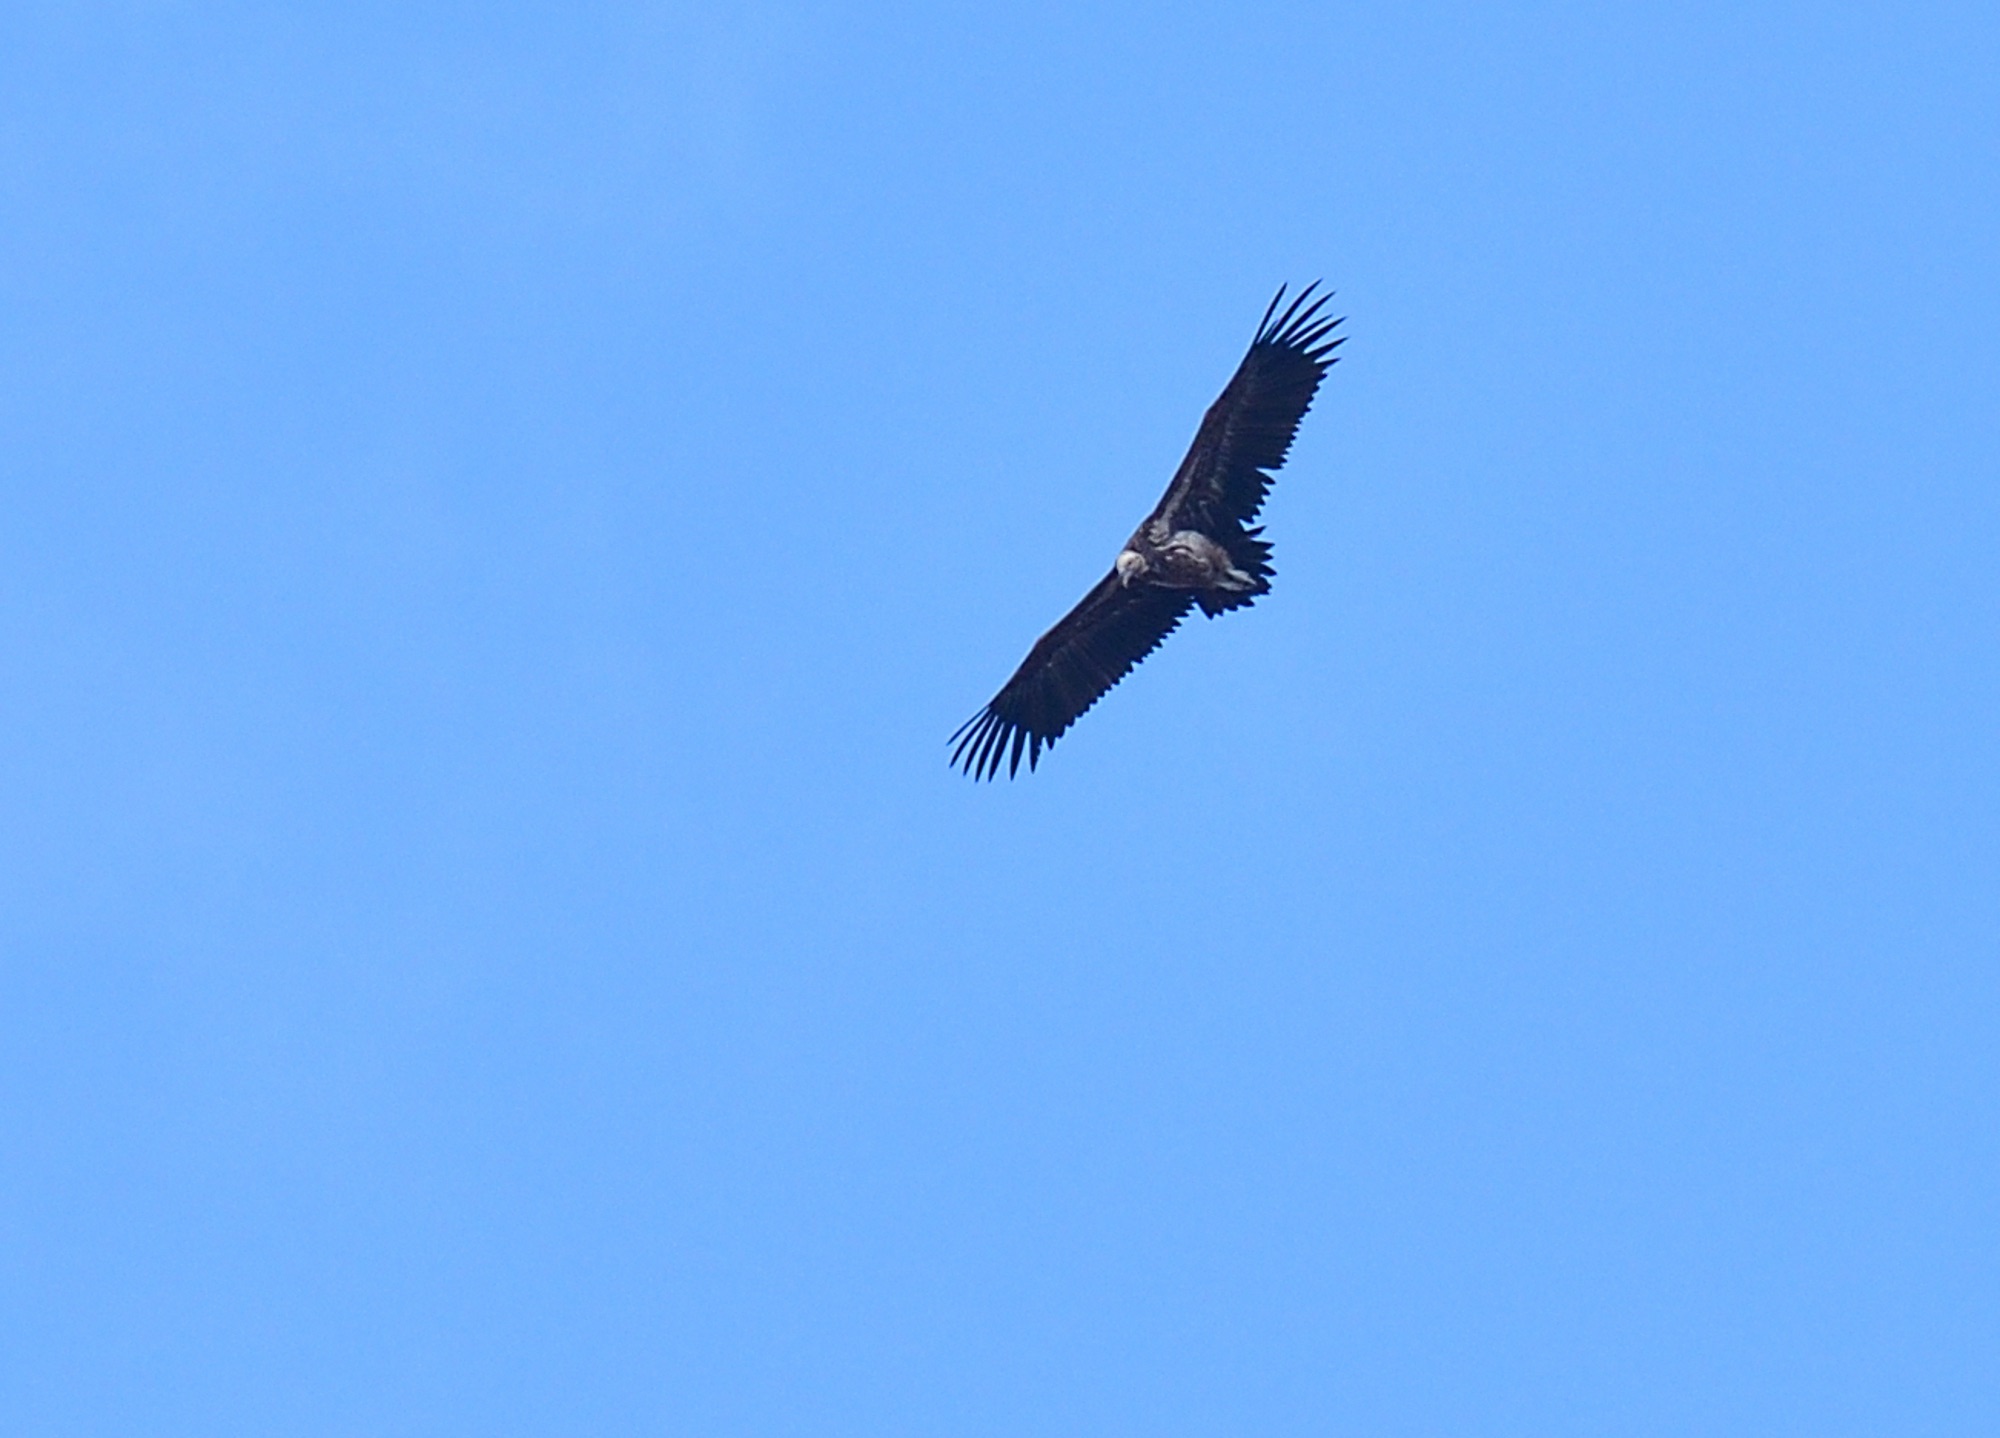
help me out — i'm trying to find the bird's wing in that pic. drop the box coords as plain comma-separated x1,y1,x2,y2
1152,283,1343,533
951,573,1197,780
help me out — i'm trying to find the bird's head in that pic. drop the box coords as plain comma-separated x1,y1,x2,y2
1115,549,1149,586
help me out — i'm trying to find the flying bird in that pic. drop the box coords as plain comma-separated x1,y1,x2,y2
951,284,1343,779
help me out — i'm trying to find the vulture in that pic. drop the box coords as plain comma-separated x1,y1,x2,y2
950,283,1343,779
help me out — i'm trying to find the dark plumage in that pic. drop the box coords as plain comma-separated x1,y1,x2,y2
951,284,1343,779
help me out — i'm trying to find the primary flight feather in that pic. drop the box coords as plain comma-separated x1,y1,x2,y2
951,283,1343,779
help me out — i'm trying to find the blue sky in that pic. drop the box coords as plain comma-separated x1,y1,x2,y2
4,3,1997,1433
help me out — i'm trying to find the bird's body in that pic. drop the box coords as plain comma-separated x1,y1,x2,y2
1119,527,1259,593
952,284,1342,779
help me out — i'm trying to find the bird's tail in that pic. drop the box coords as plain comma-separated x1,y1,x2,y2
1197,528,1274,616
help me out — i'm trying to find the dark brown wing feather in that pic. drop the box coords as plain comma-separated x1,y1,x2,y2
1155,282,1343,534
950,574,1196,780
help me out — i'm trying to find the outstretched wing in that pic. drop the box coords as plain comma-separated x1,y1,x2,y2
1153,283,1343,533
951,574,1196,780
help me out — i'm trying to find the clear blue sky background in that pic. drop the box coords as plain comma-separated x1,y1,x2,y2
4,3,1997,1433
